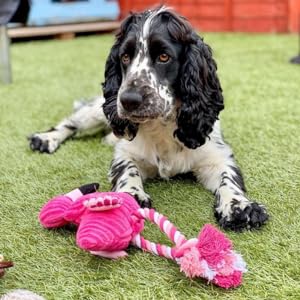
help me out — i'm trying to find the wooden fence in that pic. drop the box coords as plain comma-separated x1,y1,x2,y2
118,0,300,33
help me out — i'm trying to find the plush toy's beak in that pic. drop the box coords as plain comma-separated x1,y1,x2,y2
84,195,123,211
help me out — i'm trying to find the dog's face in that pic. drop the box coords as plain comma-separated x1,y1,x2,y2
117,10,183,122
103,7,224,149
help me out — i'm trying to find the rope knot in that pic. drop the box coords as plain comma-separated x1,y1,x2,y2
174,225,247,288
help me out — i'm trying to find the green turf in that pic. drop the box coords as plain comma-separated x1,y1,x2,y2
0,33,299,300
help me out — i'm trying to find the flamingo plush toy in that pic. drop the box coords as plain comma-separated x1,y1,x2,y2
39,183,247,289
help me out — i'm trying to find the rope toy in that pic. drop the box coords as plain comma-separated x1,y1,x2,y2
39,183,247,289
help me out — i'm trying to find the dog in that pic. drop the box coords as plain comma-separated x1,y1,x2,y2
29,7,268,231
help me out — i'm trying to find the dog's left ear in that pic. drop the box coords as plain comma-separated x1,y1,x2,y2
174,32,224,149
102,14,139,140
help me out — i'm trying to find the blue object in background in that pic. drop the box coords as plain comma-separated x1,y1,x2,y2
28,0,120,26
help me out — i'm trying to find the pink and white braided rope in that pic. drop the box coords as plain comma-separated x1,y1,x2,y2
131,208,187,260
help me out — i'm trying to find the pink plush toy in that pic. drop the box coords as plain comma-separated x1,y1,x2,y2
39,184,247,289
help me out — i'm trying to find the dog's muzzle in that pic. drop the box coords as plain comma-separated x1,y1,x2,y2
119,90,143,112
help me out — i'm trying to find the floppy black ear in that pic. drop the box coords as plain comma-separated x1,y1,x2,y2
102,14,139,140
174,32,224,149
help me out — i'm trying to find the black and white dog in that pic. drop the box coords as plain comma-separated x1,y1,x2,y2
29,7,268,231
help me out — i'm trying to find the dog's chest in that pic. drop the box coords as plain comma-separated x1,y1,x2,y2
133,121,198,178
155,141,188,178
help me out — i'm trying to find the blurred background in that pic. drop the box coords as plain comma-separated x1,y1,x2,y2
1,0,300,31
1,0,300,83
119,0,300,32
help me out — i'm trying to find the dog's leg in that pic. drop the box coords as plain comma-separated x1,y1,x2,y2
29,96,109,153
108,144,156,208
109,158,152,208
194,127,268,231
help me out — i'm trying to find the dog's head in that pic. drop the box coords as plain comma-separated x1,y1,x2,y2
102,7,224,149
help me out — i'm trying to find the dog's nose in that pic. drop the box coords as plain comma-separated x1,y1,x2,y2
120,91,142,112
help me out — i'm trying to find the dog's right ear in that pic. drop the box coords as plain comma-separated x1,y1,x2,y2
102,13,140,140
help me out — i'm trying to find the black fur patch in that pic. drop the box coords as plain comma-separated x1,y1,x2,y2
64,125,78,131
110,160,130,190
130,186,139,191
47,127,57,132
229,165,247,192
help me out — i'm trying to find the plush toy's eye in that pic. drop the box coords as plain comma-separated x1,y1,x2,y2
121,54,130,65
158,53,170,63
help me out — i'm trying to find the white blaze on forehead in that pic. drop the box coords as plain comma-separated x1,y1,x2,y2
129,7,168,78
129,51,150,77
142,6,168,38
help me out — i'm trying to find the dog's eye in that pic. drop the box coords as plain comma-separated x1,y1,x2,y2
158,53,170,63
121,54,130,65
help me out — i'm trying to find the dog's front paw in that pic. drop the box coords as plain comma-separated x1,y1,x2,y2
28,132,60,154
132,192,152,208
215,201,269,232
119,187,152,208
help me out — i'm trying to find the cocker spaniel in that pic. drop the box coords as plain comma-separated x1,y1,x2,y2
29,7,268,231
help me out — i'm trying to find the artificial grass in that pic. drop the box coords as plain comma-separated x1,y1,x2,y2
0,33,299,299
